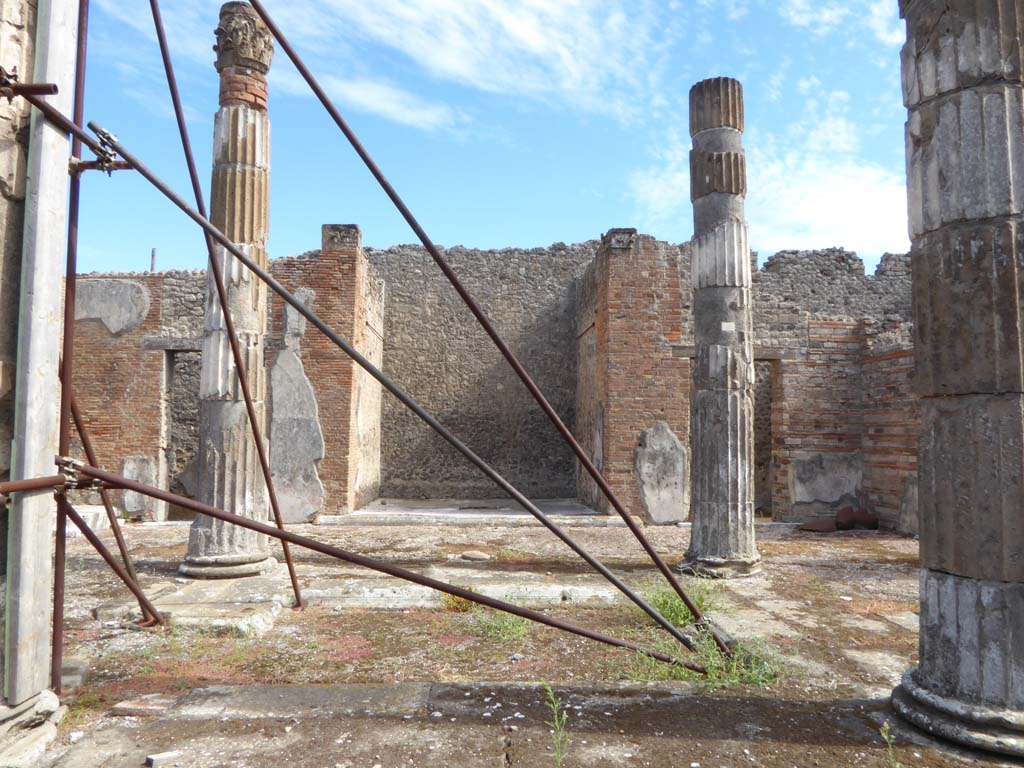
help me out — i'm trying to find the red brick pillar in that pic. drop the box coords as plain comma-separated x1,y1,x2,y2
319,225,381,512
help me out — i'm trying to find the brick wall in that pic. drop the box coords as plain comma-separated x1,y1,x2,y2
267,225,380,513
70,273,179,516
861,322,918,527
576,230,690,517
770,320,866,520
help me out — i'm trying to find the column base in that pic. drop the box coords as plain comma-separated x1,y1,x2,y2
678,555,761,579
178,555,277,580
892,670,1024,758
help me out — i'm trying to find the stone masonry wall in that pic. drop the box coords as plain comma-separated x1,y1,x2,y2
366,242,596,499
71,240,916,522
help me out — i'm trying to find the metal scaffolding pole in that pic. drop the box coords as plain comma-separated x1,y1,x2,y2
147,0,303,609
19,95,699,654
248,0,727,655
75,460,705,674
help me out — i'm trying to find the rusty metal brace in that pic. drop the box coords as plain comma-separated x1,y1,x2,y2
0,64,58,101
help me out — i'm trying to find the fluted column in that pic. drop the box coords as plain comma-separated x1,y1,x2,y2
181,2,275,578
892,1,1024,757
681,77,760,578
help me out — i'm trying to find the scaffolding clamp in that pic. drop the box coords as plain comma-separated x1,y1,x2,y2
88,125,120,175
56,456,85,489
0,65,58,102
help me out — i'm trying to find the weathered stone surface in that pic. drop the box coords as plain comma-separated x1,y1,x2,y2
898,478,919,536
905,84,1024,238
690,76,744,135
214,1,273,74
634,421,688,524
691,218,751,289
912,219,1024,396
893,570,1024,757
789,454,863,515
900,0,1024,107
73,279,150,335
366,242,595,499
690,389,754,509
686,77,758,576
269,288,324,523
918,394,1024,583
121,456,163,521
184,3,275,578
897,1,1024,753
689,151,746,201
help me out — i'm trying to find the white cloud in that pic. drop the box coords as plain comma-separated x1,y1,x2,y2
627,128,691,231
629,81,909,264
867,0,905,46
747,150,908,261
779,0,905,47
94,0,675,130
779,0,850,34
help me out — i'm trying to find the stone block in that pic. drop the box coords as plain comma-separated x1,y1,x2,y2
692,344,754,392
917,569,1024,710
74,279,150,335
912,220,1024,395
906,85,1024,238
690,151,746,201
691,218,751,289
901,0,1024,107
121,456,158,520
269,348,325,523
692,287,753,349
690,77,744,135
634,421,688,524
918,394,1024,582
789,453,863,510
690,389,754,507
898,478,920,536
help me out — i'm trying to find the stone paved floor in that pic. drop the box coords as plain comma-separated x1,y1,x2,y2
34,518,1020,767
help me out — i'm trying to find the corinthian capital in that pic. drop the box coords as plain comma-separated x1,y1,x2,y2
214,2,273,74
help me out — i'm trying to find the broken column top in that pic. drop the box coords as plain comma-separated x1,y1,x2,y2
689,77,744,136
322,224,362,251
214,2,274,75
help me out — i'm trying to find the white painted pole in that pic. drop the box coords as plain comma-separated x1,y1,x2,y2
4,0,76,705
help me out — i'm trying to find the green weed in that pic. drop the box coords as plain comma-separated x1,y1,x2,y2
543,682,571,768
625,633,780,692
440,592,477,613
880,721,904,768
472,609,533,642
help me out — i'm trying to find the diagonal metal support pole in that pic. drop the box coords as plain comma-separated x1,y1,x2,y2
17,95,698,654
67,383,153,622
63,499,163,626
74,461,705,674
246,0,729,656
147,0,304,610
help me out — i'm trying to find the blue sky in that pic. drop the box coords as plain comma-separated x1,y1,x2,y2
76,0,910,274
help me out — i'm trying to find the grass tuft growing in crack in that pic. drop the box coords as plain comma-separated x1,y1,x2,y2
641,579,720,628
625,633,781,691
440,593,476,613
473,609,533,642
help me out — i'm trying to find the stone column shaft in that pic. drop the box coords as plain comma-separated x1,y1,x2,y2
682,77,760,577
893,1,1024,757
181,2,275,578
